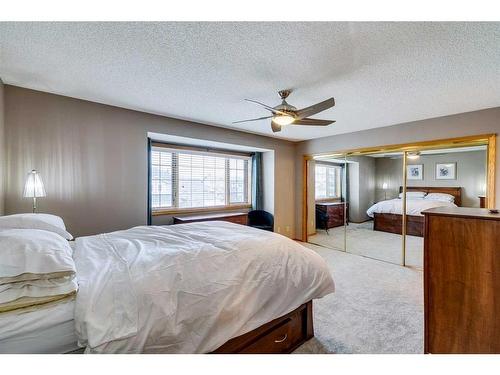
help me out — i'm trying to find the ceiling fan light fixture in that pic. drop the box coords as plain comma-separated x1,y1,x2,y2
272,114,295,126
236,91,336,133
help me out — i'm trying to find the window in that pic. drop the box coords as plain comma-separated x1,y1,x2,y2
315,164,341,200
229,158,246,204
151,151,173,208
151,145,252,212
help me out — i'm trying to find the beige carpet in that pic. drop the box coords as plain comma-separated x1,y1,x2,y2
294,243,424,354
308,221,423,268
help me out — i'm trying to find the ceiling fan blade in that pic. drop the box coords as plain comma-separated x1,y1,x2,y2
245,99,288,116
292,118,335,126
271,121,282,133
295,98,335,120
232,115,273,124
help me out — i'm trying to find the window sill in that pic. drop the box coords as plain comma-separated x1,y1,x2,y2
315,198,342,203
152,204,252,216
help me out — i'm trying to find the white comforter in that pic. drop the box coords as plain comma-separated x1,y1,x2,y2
73,222,334,353
366,198,457,217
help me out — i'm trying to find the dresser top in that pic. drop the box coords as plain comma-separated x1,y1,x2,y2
173,211,247,221
316,202,345,206
422,206,500,220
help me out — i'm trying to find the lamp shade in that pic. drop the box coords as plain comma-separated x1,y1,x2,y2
382,182,388,190
23,170,46,198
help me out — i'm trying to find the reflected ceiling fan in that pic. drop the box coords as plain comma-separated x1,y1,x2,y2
233,90,335,133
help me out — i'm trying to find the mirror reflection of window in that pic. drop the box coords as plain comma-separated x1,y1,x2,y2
315,164,342,200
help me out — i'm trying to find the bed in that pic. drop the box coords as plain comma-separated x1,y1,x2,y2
366,187,461,237
72,222,334,353
1,218,335,354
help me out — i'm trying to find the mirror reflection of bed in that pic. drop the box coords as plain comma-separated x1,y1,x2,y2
307,145,487,268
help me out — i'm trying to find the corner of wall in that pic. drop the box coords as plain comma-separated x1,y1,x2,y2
262,150,275,215
0,79,5,215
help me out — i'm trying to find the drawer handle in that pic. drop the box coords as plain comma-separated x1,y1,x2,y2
274,334,287,343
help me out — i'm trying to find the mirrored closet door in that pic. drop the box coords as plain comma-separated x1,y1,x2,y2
305,134,494,269
306,154,347,252
344,151,405,265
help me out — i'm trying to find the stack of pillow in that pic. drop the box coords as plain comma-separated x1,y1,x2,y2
398,191,427,199
0,214,77,314
398,191,455,202
424,192,455,202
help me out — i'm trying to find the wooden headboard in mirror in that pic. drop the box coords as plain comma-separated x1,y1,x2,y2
398,186,462,207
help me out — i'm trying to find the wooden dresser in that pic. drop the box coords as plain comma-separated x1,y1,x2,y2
173,211,248,225
423,207,500,354
316,202,348,229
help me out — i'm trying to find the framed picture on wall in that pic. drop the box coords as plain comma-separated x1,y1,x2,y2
407,164,423,180
436,162,456,180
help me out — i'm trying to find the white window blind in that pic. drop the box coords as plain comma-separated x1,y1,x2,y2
151,146,251,211
315,164,341,200
151,151,173,208
229,158,246,204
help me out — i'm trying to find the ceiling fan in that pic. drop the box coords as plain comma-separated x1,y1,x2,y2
233,90,335,133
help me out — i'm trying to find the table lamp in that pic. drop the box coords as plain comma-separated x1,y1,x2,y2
382,182,388,200
23,169,46,213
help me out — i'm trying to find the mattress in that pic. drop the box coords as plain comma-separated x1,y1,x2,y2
0,298,80,353
366,198,457,217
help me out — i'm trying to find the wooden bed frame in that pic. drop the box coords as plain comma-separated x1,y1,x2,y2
69,302,313,354
212,301,314,354
373,186,462,237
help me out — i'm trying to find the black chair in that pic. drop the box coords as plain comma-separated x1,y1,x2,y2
247,210,274,232
315,208,330,234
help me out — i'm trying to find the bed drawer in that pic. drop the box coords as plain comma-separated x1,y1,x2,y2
212,301,313,354
240,312,303,353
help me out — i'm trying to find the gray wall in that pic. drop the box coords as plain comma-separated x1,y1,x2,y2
0,80,4,215
374,151,487,207
3,86,297,238
374,157,404,202
347,156,376,222
295,107,500,239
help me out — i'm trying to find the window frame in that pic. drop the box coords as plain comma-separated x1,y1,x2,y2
150,143,253,215
314,162,342,202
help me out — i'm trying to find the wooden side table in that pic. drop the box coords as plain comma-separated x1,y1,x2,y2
315,202,349,230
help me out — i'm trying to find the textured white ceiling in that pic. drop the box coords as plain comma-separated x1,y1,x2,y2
1,22,499,141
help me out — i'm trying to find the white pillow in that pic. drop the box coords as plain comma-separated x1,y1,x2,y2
425,193,455,202
0,213,73,240
0,229,76,285
398,191,427,199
